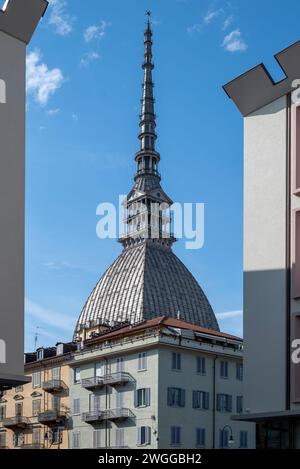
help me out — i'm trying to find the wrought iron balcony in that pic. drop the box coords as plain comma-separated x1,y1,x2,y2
21,443,44,449
103,372,131,386
42,379,66,393
82,408,134,424
2,416,30,429
37,410,67,424
103,408,134,421
81,377,104,390
82,411,103,424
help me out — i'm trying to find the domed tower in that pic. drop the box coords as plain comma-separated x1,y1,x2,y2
74,14,219,338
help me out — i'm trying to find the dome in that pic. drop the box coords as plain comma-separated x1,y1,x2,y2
75,240,219,333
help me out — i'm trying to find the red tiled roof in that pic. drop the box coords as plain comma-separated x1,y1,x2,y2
86,316,242,344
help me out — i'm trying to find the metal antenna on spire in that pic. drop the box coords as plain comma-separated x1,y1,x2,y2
34,326,40,350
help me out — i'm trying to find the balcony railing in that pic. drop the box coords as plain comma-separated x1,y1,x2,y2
21,443,44,449
42,379,66,393
82,408,134,424
103,408,134,421
81,377,104,390
2,416,30,429
37,410,67,424
103,372,131,386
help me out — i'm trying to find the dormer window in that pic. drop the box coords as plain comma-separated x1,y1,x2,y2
56,343,64,355
37,349,44,361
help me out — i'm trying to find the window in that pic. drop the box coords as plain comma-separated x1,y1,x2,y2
219,429,229,448
0,405,6,420
56,343,64,355
116,428,124,448
32,427,40,445
135,388,151,407
138,426,151,446
171,426,181,445
74,367,81,384
37,349,44,360
52,367,61,381
15,402,23,417
95,362,104,377
52,428,61,445
91,394,101,413
116,357,125,372
72,398,80,415
236,363,243,381
172,352,181,371
15,385,23,393
93,429,101,449
32,399,41,417
138,352,147,371
32,371,41,388
72,431,81,449
0,432,6,448
167,387,185,407
196,428,206,447
52,396,60,412
220,361,228,378
237,396,243,414
197,357,206,375
216,394,232,413
13,432,23,448
192,391,209,410
240,431,248,448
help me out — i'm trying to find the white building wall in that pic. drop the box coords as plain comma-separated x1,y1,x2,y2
244,95,288,413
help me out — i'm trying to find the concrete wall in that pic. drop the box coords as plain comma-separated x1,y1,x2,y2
157,346,254,449
0,30,26,381
69,347,159,449
244,96,288,413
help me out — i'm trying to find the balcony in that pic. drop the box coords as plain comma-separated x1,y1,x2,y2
82,408,134,424
21,444,44,449
103,372,131,387
82,411,103,424
42,379,66,394
2,416,30,429
103,408,134,422
37,410,67,425
81,377,104,390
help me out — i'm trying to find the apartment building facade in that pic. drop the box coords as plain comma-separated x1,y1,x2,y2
224,40,300,448
69,317,254,449
0,342,75,449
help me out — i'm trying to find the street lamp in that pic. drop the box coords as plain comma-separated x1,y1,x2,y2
222,425,234,447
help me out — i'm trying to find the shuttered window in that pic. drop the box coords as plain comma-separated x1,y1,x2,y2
192,391,209,410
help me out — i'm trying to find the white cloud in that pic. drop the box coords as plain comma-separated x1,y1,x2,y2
216,310,243,320
46,108,60,116
25,298,73,333
80,51,100,67
187,7,223,34
48,0,74,36
84,20,111,43
223,15,234,31
203,8,223,25
26,50,64,106
222,29,247,52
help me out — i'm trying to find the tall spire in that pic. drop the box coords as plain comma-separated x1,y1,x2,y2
120,13,175,250
135,11,160,181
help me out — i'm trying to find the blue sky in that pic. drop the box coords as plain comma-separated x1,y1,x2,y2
23,0,300,350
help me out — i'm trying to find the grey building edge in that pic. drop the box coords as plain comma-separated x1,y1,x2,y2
232,410,300,423
0,0,48,390
223,39,300,117
0,0,48,45
0,372,31,389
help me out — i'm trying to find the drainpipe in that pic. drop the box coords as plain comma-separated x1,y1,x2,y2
212,356,217,449
105,357,108,449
